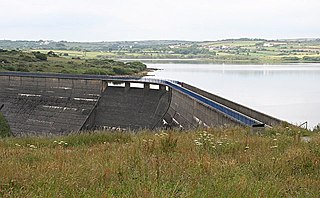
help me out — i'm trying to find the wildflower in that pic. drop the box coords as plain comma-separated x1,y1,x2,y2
196,142,203,146
155,133,159,136
64,142,68,145
270,145,278,149
29,144,37,149
53,140,58,143
212,145,216,149
245,145,249,150
273,138,278,141
15,143,21,147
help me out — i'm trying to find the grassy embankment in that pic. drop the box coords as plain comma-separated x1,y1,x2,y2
1,126,320,197
0,50,147,76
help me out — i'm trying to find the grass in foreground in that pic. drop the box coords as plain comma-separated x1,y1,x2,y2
0,112,11,138
0,127,319,197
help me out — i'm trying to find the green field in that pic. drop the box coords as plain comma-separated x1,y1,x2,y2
1,126,320,197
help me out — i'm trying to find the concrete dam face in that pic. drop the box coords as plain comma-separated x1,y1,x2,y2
0,73,283,136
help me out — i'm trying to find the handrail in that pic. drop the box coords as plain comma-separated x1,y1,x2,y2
299,121,308,129
0,72,180,84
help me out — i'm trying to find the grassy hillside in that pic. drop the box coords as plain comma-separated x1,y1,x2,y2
1,39,320,63
0,126,319,197
0,50,147,76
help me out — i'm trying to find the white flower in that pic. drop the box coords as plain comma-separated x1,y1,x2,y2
29,145,37,149
15,143,21,147
270,145,278,149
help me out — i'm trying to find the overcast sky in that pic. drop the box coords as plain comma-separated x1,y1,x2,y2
1,0,320,41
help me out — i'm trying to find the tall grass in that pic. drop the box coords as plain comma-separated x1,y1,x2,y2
0,112,11,137
0,127,319,197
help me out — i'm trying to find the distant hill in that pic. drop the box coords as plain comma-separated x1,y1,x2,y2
1,38,320,63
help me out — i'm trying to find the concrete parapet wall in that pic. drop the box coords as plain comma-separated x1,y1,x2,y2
181,83,282,126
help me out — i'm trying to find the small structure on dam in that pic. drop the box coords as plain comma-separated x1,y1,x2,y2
0,72,283,136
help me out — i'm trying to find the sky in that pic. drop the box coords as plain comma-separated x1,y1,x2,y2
1,0,320,41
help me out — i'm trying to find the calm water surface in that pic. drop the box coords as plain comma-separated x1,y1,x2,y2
146,63,320,128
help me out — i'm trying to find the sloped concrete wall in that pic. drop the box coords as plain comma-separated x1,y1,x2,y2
0,75,171,135
0,76,101,136
164,89,241,128
82,85,171,130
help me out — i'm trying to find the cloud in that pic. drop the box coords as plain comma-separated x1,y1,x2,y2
1,0,320,41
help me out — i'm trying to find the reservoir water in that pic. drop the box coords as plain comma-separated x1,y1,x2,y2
145,63,320,129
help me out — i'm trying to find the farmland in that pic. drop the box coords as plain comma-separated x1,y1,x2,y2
1,38,320,63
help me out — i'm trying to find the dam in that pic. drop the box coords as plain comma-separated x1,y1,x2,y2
0,72,283,136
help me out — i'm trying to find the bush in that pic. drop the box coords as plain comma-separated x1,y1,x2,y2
3,66,15,71
47,51,59,57
32,52,47,61
0,112,11,137
303,56,320,62
282,57,300,61
83,68,108,75
125,61,147,71
112,66,133,75
16,67,30,72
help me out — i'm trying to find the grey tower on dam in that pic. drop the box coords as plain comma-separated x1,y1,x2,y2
0,72,283,136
